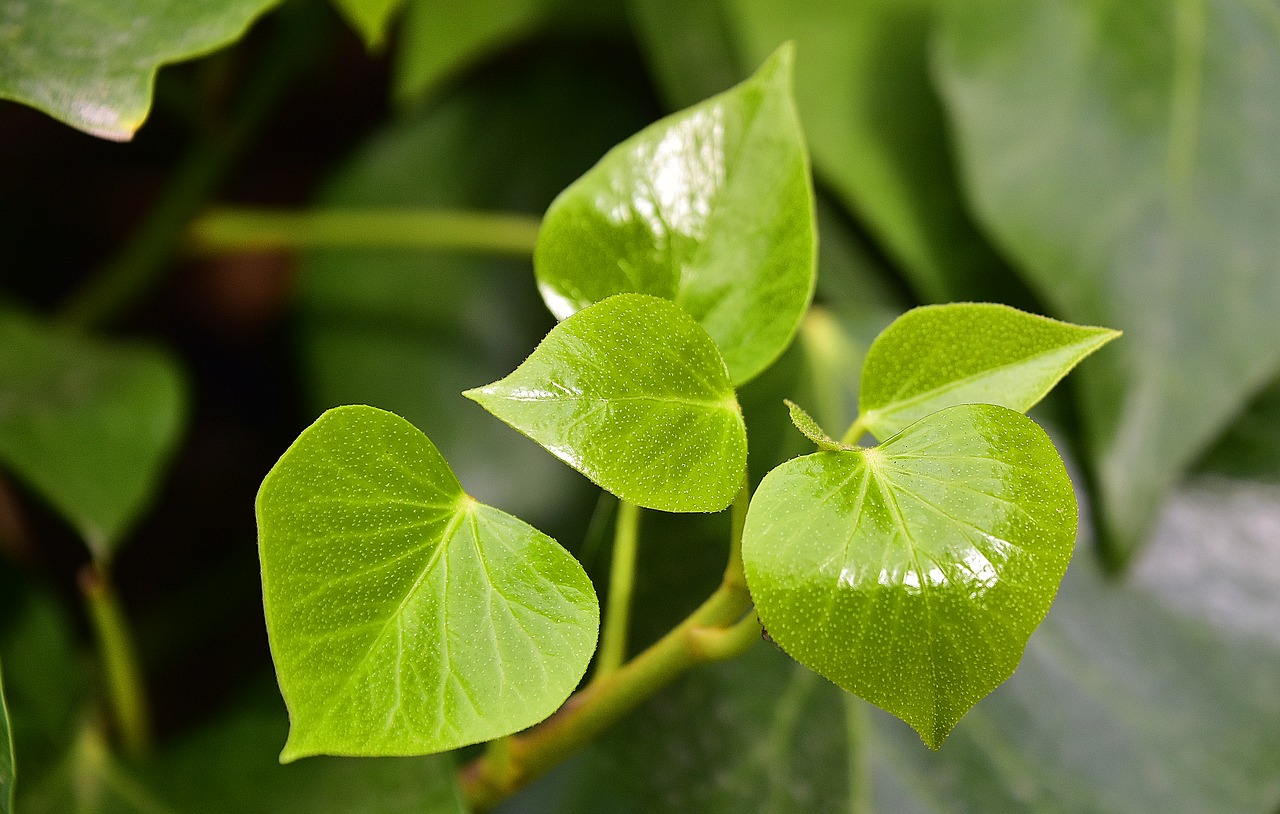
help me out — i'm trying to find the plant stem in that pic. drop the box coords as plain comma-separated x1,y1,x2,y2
594,501,642,678
841,415,869,446
59,3,328,329
459,480,757,811
78,566,151,757
188,208,542,256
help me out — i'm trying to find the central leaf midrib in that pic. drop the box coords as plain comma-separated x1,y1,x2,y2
492,392,737,412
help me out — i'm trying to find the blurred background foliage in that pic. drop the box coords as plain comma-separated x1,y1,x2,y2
1,0,1279,811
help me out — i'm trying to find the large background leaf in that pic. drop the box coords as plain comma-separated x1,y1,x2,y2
0,0,282,139
0,309,185,562
936,0,1280,565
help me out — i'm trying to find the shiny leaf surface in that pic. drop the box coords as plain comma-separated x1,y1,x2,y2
466,294,747,513
257,405,598,760
0,309,186,562
859,303,1119,440
742,404,1076,748
0,662,12,814
0,0,281,139
533,45,816,385
937,0,1280,564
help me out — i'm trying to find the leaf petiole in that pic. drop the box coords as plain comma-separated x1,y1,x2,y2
595,500,643,679
79,565,151,758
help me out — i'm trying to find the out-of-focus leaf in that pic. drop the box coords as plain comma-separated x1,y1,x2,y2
858,304,1118,440
1,660,12,814
625,0,742,109
332,0,405,48
936,0,1280,565
393,0,625,109
743,404,1076,748
467,296,747,513
0,0,282,140
258,406,598,759
629,0,1015,301
1198,376,1280,483
297,50,651,540
534,45,816,386
0,309,186,562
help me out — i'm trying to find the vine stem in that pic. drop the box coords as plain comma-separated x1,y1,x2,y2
78,566,151,758
459,479,757,811
841,414,870,446
594,500,642,678
187,208,542,256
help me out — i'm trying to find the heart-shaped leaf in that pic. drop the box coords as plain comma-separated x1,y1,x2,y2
533,44,816,386
742,403,1076,748
0,308,186,563
1,661,12,814
257,405,599,760
859,303,1119,440
466,294,747,513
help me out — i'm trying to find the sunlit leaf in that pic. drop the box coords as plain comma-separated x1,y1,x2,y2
0,309,186,562
0,0,282,140
858,303,1119,440
937,0,1280,565
742,404,1075,748
466,294,747,513
534,44,816,385
257,405,598,760
332,0,405,48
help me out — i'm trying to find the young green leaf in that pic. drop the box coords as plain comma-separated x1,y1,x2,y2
533,43,816,386
783,399,841,451
858,303,1119,440
0,0,283,140
0,309,186,563
465,294,747,513
741,404,1076,748
257,405,599,761
1,661,13,814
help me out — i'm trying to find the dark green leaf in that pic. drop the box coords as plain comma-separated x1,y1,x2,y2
742,404,1076,748
858,303,1119,440
0,309,186,562
466,294,747,513
257,405,598,760
0,661,12,814
533,44,816,385
936,0,1280,564
0,0,282,139
1198,375,1280,483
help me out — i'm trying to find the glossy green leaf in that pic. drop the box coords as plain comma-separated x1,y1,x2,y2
257,405,599,760
533,44,816,385
333,0,405,48
0,0,282,140
0,309,186,562
466,294,748,513
937,0,1280,564
858,303,1119,440
0,661,12,814
742,404,1076,748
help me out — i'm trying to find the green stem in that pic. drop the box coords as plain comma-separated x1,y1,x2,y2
459,479,758,811
595,501,642,678
59,3,328,329
188,208,542,256
841,415,869,446
78,566,151,757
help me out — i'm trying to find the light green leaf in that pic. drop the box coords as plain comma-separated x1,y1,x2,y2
742,404,1076,748
936,0,1280,565
466,294,747,513
783,399,841,451
0,0,282,140
257,405,599,760
533,44,816,386
1,661,12,814
332,0,406,48
0,309,186,562
858,303,1119,440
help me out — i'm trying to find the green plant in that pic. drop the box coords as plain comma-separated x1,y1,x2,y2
253,50,1117,809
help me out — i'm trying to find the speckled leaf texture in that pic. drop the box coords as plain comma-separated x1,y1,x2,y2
0,661,13,814
937,0,1280,565
466,294,747,513
0,309,186,563
0,0,284,140
742,404,1076,748
533,44,816,386
257,405,599,761
859,303,1119,440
